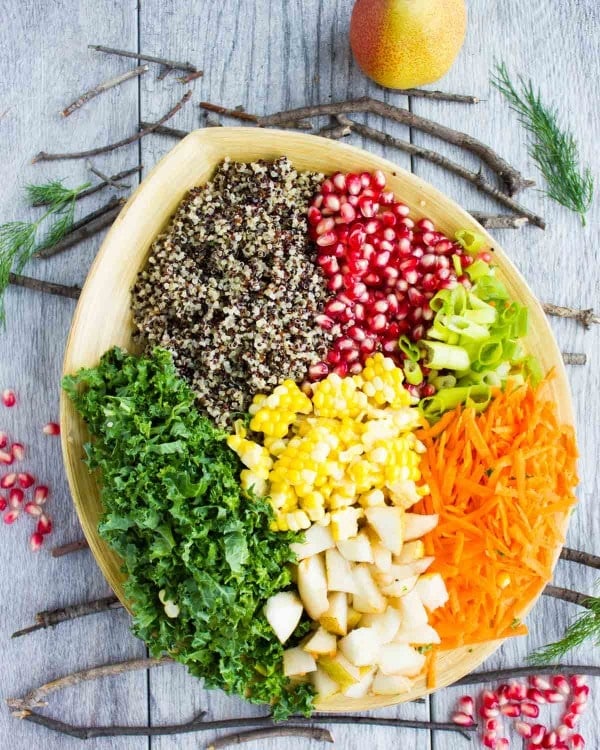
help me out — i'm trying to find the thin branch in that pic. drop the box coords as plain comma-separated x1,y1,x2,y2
139,121,190,139
542,303,600,329
157,65,174,81
390,88,480,104
455,664,600,686
34,198,125,258
8,273,80,300
199,102,259,122
7,657,172,716
318,122,352,140
61,65,148,117
207,727,334,749
337,117,545,229
33,90,192,162
199,98,533,195
12,596,122,638
469,212,530,229
560,547,600,569
544,584,593,609
88,45,198,73
86,162,130,189
30,167,142,206
51,538,89,557
176,70,204,84
562,352,587,366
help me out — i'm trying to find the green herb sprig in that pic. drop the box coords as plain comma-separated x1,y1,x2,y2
0,179,90,323
529,589,600,664
491,62,594,225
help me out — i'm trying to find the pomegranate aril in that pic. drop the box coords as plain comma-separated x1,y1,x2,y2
570,675,586,689
516,721,533,738
556,725,569,740
323,194,341,213
364,218,381,235
521,701,540,718
569,701,586,715
509,682,528,701
412,324,425,341
30,532,44,551
545,689,565,703
479,706,500,719
34,485,49,504
316,230,337,247
552,675,571,696
312,194,324,209
482,690,500,708
25,501,43,517
457,695,474,716
451,712,474,727
367,314,387,332
403,269,419,285
9,488,24,507
37,514,53,535
0,496,5,511
347,325,367,342
530,676,551,691
573,684,589,703
0,431,7,449
0,449,13,465
527,687,547,704
12,442,25,461
327,273,344,292
43,422,61,436
18,472,35,489
483,733,497,748
316,314,335,330
485,719,499,732
530,725,547,744
417,217,435,232
308,362,329,381
380,190,394,205
1,472,16,488
371,169,386,189
359,337,377,354
421,231,436,246
407,287,426,306
358,195,378,218
563,713,579,729
332,363,348,377
542,731,557,748
326,349,342,365
2,389,16,407
346,173,362,195
496,740,509,750
4,509,19,524
339,203,356,223
501,703,521,717
307,206,322,225
571,734,585,749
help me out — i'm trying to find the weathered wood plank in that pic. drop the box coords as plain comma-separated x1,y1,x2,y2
0,1,147,749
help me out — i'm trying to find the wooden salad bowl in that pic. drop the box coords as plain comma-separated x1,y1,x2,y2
60,127,575,711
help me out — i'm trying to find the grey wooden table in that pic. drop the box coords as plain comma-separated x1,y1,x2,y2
0,2,598,749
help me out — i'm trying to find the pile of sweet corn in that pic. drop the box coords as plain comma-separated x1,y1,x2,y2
227,354,428,539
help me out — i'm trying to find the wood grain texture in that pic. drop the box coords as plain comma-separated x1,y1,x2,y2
1,0,599,749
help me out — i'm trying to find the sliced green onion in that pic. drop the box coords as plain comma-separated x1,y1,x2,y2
463,307,497,326
465,258,491,281
421,384,491,422
511,306,529,338
404,360,423,385
523,355,543,386
430,374,457,390
398,335,421,361
477,340,504,367
452,254,463,276
473,275,509,301
423,341,470,370
455,229,487,253
430,289,452,313
445,315,490,342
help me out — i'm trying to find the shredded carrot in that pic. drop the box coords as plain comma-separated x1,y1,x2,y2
415,378,578,650
426,649,438,689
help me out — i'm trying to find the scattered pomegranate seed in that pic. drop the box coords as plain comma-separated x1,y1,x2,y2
508,681,528,701
521,701,540,718
9,488,24,507
501,703,521,717
479,706,500,719
530,675,552,691
308,362,329,380
451,711,475,727
34,485,49,504
552,675,571,696
18,472,35,489
0,472,16,488
542,730,558,748
0,431,7,449
570,675,586,689
485,718,500,732
556,725,569,740
0,449,13,465
573,684,589,703
483,732,497,748
11,442,25,461
545,689,566,703
530,725,547,745
0,496,5,511
482,690,500,708
527,687,547,704
4,509,19,524
24,501,43,517
458,695,474,716
516,721,533,738
37,514,52,535
568,701,586,715
571,734,585,749
2,389,16,407
562,712,579,729
29,532,44,551
496,739,509,750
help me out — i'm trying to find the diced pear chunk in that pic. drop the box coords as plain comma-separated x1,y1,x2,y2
283,647,317,676
395,540,425,562
319,591,349,636
311,666,340,699
372,541,392,573
371,671,414,695
396,589,429,629
380,575,419,598
325,548,357,593
352,564,387,614
403,513,439,541
359,607,402,644
297,554,329,620
331,507,361,541
365,506,405,555
347,606,362,629
395,623,441,645
290,523,335,559
318,653,360,691
264,591,304,644
303,627,338,656
336,532,373,563
388,557,434,579
338,627,382,667
344,666,376,698
414,573,449,611
377,643,426,677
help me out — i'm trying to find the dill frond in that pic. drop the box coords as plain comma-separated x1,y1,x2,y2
25,179,90,208
35,202,76,251
529,592,600,665
492,62,594,225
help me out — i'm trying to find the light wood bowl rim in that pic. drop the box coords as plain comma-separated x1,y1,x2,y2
60,126,575,712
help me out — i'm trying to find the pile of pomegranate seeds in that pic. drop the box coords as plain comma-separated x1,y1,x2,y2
308,170,473,386
1,390,59,551
452,674,589,749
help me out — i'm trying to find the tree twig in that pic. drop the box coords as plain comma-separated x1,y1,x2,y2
542,303,600,329
34,198,125,258
61,65,148,117
86,162,130,189
12,596,123,638
139,121,190,139
199,98,533,195
469,212,530,229
207,726,334,749
544,584,593,609
455,664,600,686
389,88,480,104
176,70,204,84
562,352,587,366
51,538,90,557
336,116,545,229
6,657,172,716
88,45,198,73
199,102,259,122
560,547,600,569
8,273,80,300
30,167,142,206
33,90,192,162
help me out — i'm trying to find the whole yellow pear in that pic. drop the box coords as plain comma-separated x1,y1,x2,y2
350,0,467,89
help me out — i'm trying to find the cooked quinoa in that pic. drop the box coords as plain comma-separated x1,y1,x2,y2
131,157,334,425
